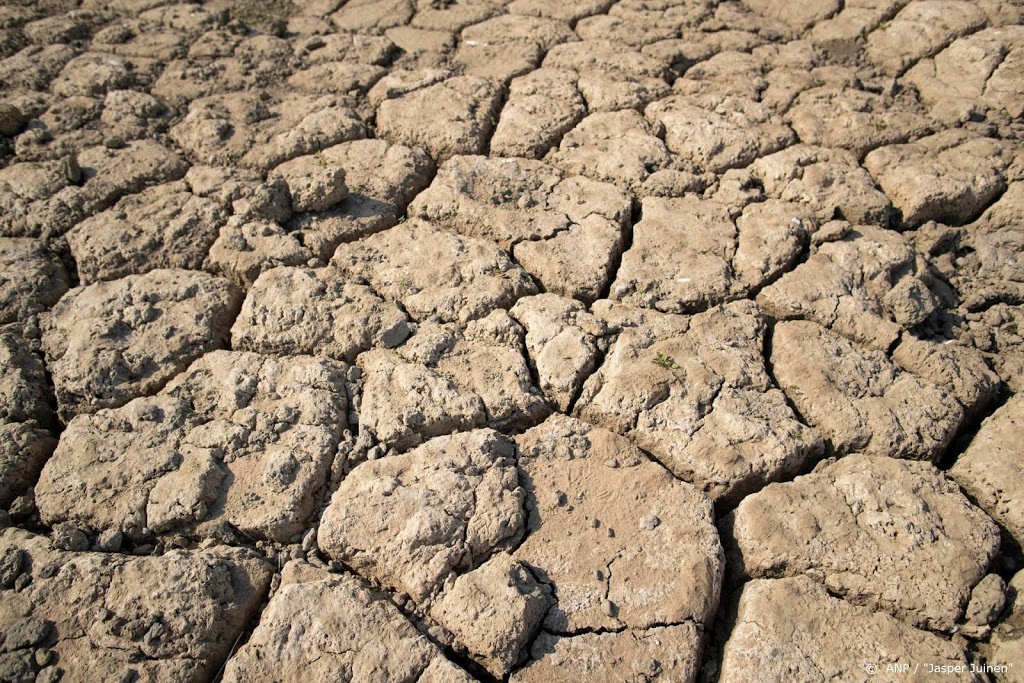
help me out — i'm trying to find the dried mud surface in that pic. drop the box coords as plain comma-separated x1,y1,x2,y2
0,0,1023,681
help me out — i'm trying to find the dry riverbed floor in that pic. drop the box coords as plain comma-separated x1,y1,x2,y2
1,0,1024,681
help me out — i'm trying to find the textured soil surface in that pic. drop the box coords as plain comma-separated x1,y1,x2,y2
1,0,1023,681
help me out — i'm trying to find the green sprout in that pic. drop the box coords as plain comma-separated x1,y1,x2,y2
653,353,680,370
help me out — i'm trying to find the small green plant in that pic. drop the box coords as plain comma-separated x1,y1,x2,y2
872,119,888,131
315,151,327,167
653,353,680,369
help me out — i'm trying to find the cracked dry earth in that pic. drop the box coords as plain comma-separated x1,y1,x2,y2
2,1,1024,682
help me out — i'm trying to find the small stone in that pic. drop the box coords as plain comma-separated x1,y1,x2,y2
271,155,348,213
35,648,54,667
51,524,88,552
639,515,660,531
4,616,52,650
0,547,25,588
36,667,62,683
9,493,36,520
96,529,122,552
966,574,1007,627
602,599,615,617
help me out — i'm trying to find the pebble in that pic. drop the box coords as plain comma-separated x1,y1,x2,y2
639,515,661,531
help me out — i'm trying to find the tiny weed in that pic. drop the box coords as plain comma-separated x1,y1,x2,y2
653,353,680,369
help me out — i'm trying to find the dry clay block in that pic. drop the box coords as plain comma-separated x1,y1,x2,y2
784,85,934,160
332,219,538,325
906,25,1024,123
316,138,434,213
950,394,1024,547
269,153,349,213
742,0,840,31
0,422,57,509
40,269,242,421
514,415,723,634
429,553,552,677
357,311,549,451
319,429,525,604
979,569,1024,683
739,145,893,224
170,91,366,172
611,197,817,314
576,300,823,506
232,266,411,363
770,320,979,461
36,351,349,543
542,39,670,112
0,141,188,239
0,326,57,507
948,182,1024,310
727,455,1000,631
719,577,982,683
318,430,547,675
864,130,1014,228
0,238,69,323
0,325,53,427
645,93,795,173
66,181,228,285
375,75,503,162
0,528,272,683
206,217,303,290
490,68,586,159
509,294,608,412
223,561,475,683
758,225,942,351
511,625,702,683
865,0,988,76
548,109,672,191
277,140,435,263
410,155,630,303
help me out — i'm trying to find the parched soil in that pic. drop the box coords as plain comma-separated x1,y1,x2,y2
1,0,1023,681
